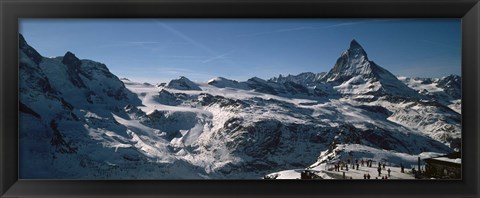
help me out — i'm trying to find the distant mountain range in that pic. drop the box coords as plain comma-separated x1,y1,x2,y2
19,34,461,179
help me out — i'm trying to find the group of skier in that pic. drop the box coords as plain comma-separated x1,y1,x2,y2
333,159,369,172
331,158,407,179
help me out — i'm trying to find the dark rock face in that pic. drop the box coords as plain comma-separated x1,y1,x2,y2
245,77,278,95
19,34,43,65
156,90,201,106
19,102,41,119
62,51,82,68
141,110,198,140
19,62,57,95
49,120,77,154
356,105,392,117
198,93,248,108
62,51,87,88
227,119,284,157
105,87,128,100
19,34,58,96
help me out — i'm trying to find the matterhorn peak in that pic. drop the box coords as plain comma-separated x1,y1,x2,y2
346,39,368,60
321,40,372,83
321,40,421,99
350,39,362,48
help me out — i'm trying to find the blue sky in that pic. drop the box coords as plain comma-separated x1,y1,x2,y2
19,19,461,83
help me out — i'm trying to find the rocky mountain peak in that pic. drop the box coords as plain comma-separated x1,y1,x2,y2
437,74,461,99
166,76,202,91
347,39,368,60
62,51,82,67
19,34,43,65
349,39,362,49
321,40,421,99
321,40,373,83
19,33,28,48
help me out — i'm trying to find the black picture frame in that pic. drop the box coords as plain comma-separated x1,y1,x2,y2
1,0,479,197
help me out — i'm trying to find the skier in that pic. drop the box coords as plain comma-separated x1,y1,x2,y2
383,163,386,169
388,168,391,177
400,163,404,173
356,163,359,170
363,174,367,179
367,173,371,179
361,159,364,166
377,166,382,176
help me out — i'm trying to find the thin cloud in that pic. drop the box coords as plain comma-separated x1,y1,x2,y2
153,20,237,66
157,55,207,60
201,50,234,63
237,19,411,38
153,21,218,56
323,21,365,28
98,41,164,48
236,26,320,37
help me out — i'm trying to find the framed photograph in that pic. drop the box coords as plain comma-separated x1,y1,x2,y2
1,0,479,197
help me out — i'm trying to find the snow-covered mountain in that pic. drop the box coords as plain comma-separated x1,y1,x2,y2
321,40,421,99
269,72,326,86
164,76,202,91
19,35,461,179
399,75,461,113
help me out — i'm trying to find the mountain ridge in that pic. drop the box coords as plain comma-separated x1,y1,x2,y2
19,35,460,179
